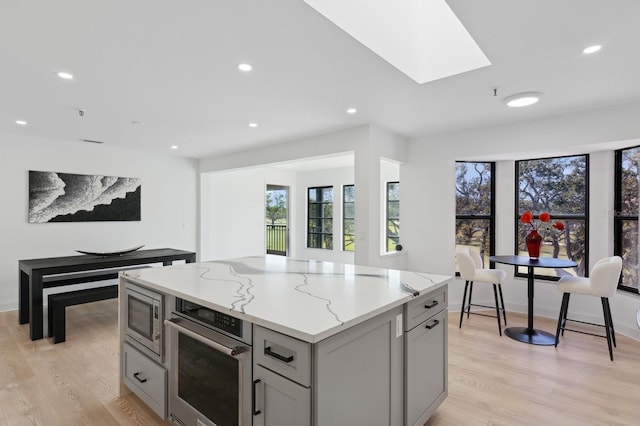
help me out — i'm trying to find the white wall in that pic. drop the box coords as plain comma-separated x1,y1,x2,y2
0,135,198,311
403,100,640,340
200,167,296,261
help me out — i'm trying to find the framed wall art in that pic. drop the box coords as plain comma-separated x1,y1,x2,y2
28,170,141,223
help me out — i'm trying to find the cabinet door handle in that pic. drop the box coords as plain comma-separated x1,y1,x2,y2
264,346,294,363
424,300,439,309
133,372,147,383
425,319,440,330
252,379,262,415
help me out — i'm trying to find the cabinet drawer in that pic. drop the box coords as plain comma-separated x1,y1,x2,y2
254,325,311,387
405,286,447,331
122,342,167,419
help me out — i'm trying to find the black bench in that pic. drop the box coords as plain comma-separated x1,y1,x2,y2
47,285,118,344
42,266,144,289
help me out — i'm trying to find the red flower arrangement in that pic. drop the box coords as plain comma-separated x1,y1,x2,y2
520,211,565,236
520,211,565,259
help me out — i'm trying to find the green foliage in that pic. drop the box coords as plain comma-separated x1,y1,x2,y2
266,190,287,225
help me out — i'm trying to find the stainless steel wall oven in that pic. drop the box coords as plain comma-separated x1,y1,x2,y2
166,298,252,426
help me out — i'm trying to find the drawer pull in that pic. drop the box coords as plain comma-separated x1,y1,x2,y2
252,379,262,415
424,300,439,309
133,372,147,383
425,319,440,330
265,346,294,363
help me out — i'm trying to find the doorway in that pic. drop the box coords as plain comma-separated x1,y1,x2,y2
265,185,289,256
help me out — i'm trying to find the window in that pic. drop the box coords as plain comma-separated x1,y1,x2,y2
307,186,333,249
386,182,400,252
343,185,355,251
455,162,495,267
614,146,639,293
516,155,588,279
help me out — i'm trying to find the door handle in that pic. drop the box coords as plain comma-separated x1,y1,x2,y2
252,379,262,416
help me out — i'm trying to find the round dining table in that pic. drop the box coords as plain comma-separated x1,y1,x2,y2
489,255,578,345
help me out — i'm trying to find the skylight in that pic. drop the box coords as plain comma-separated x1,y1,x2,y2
303,0,490,84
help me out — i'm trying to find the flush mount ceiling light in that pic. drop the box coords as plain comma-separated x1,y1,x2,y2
248,122,258,128
170,145,178,150
346,107,357,114
238,63,253,72
503,92,543,108
56,71,74,80
15,119,27,125
583,44,602,54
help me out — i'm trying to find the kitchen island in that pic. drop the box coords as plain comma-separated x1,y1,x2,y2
119,256,451,426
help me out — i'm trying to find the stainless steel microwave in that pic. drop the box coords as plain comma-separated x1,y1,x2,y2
124,281,164,362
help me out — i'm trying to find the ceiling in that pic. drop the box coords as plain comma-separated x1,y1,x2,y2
2,0,640,160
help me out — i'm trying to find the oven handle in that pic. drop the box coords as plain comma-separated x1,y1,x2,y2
164,318,246,357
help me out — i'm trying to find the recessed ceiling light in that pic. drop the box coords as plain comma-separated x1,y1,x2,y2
583,44,602,54
171,145,178,150
238,63,253,72
16,120,27,125
503,92,542,108
346,108,357,114
248,122,258,128
57,71,74,80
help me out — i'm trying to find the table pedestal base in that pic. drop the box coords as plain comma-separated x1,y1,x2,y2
505,327,556,346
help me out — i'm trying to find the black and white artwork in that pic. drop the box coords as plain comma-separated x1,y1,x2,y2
28,171,141,223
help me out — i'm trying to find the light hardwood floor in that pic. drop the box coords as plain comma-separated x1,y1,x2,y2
1,300,639,425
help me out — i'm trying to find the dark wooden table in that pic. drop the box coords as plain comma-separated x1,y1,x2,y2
19,248,196,340
489,255,578,345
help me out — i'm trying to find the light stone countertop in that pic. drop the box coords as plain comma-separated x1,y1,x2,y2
121,255,452,343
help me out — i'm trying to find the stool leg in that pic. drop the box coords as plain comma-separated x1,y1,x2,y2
601,298,614,361
604,298,616,347
459,280,469,328
467,282,474,318
555,293,569,347
492,283,502,336
498,283,507,325
561,293,570,336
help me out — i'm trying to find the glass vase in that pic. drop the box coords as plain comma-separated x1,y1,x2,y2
525,230,542,260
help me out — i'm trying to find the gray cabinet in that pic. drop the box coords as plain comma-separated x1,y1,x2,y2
253,365,311,426
404,287,448,426
122,342,167,419
253,326,312,426
314,306,404,426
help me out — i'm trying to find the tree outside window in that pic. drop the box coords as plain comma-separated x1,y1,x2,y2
455,162,495,268
614,146,639,293
516,155,588,279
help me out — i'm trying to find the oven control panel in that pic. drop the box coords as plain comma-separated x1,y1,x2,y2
175,298,243,338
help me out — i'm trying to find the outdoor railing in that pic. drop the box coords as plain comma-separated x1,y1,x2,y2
266,224,287,256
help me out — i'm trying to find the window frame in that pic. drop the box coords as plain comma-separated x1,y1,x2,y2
385,181,400,252
514,154,589,280
614,145,639,294
307,186,334,250
455,161,496,274
343,184,355,252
